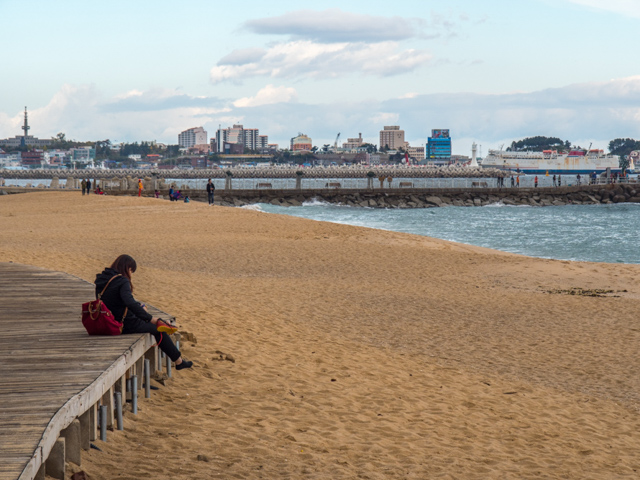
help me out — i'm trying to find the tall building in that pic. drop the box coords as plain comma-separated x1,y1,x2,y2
427,129,452,159
0,107,52,148
379,126,407,150
290,133,312,151
215,124,268,152
178,127,207,148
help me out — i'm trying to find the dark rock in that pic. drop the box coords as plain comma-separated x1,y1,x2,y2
425,196,443,206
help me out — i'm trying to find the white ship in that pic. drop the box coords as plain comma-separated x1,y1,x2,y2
481,149,632,174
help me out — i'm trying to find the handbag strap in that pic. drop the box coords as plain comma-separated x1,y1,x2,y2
97,274,121,300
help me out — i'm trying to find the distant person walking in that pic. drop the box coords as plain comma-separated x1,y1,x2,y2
137,179,143,197
511,176,515,188
81,179,87,195
577,173,581,185
534,176,538,188
558,174,562,187
516,176,520,187
86,179,91,194
206,178,215,205
552,174,557,187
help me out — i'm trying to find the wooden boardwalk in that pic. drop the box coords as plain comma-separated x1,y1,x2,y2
0,263,168,480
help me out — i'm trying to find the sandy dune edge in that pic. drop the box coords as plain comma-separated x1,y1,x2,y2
2,192,640,479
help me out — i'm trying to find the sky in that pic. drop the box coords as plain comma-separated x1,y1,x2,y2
1,0,639,156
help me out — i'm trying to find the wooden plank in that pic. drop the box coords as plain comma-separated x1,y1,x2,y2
0,263,174,480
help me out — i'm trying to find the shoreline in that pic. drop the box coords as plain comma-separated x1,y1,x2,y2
2,192,640,478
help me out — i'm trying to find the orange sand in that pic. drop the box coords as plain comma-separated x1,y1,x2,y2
2,192,640,479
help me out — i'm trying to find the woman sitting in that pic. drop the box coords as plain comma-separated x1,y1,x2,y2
95,254,193,370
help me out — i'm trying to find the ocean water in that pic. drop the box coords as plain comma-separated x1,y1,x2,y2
255,201,640,264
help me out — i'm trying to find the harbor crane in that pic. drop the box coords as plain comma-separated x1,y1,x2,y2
333,133,340,153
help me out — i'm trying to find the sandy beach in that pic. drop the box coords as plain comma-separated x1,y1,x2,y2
3,191,640,479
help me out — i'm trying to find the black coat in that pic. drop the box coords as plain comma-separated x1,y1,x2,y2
206,182,215,193
94,268,152,323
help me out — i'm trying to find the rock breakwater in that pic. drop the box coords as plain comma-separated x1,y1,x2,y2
213,184,639,208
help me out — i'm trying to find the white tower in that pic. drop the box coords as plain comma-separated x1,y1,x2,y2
470,143,478,167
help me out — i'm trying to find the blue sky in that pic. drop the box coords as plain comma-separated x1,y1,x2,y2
1,0,639,155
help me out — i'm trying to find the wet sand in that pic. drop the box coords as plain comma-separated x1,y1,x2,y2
2,192,640,479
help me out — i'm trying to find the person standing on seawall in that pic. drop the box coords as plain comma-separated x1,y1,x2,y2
137,179,143,197
206,178,215,205
534,176,538,188
81,179,87,195
95,254,193,370
558,174,562,187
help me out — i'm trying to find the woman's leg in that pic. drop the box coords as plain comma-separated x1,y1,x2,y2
123,318,182,362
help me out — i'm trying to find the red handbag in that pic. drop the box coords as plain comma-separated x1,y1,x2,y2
81,275,128,335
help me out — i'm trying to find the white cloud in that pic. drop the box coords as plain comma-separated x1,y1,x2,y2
0,85,231,144
564,0,640,17
210,40,432,83
217,48,267,66
371,112,400,125
3,77,640,154
243,9,425,43
233,85,298,108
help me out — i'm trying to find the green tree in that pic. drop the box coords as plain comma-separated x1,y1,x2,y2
608,138,640,157
507,136,569,152
50,132,74,150
361,143,377,153
95,139,112,159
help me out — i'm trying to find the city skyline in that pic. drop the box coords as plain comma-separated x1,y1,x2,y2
1,0,639,155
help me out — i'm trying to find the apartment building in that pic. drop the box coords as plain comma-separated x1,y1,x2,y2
215,124,268,152
178,127,208,148
379,126,408,150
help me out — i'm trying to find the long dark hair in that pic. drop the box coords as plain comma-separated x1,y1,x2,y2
110,254,137,290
